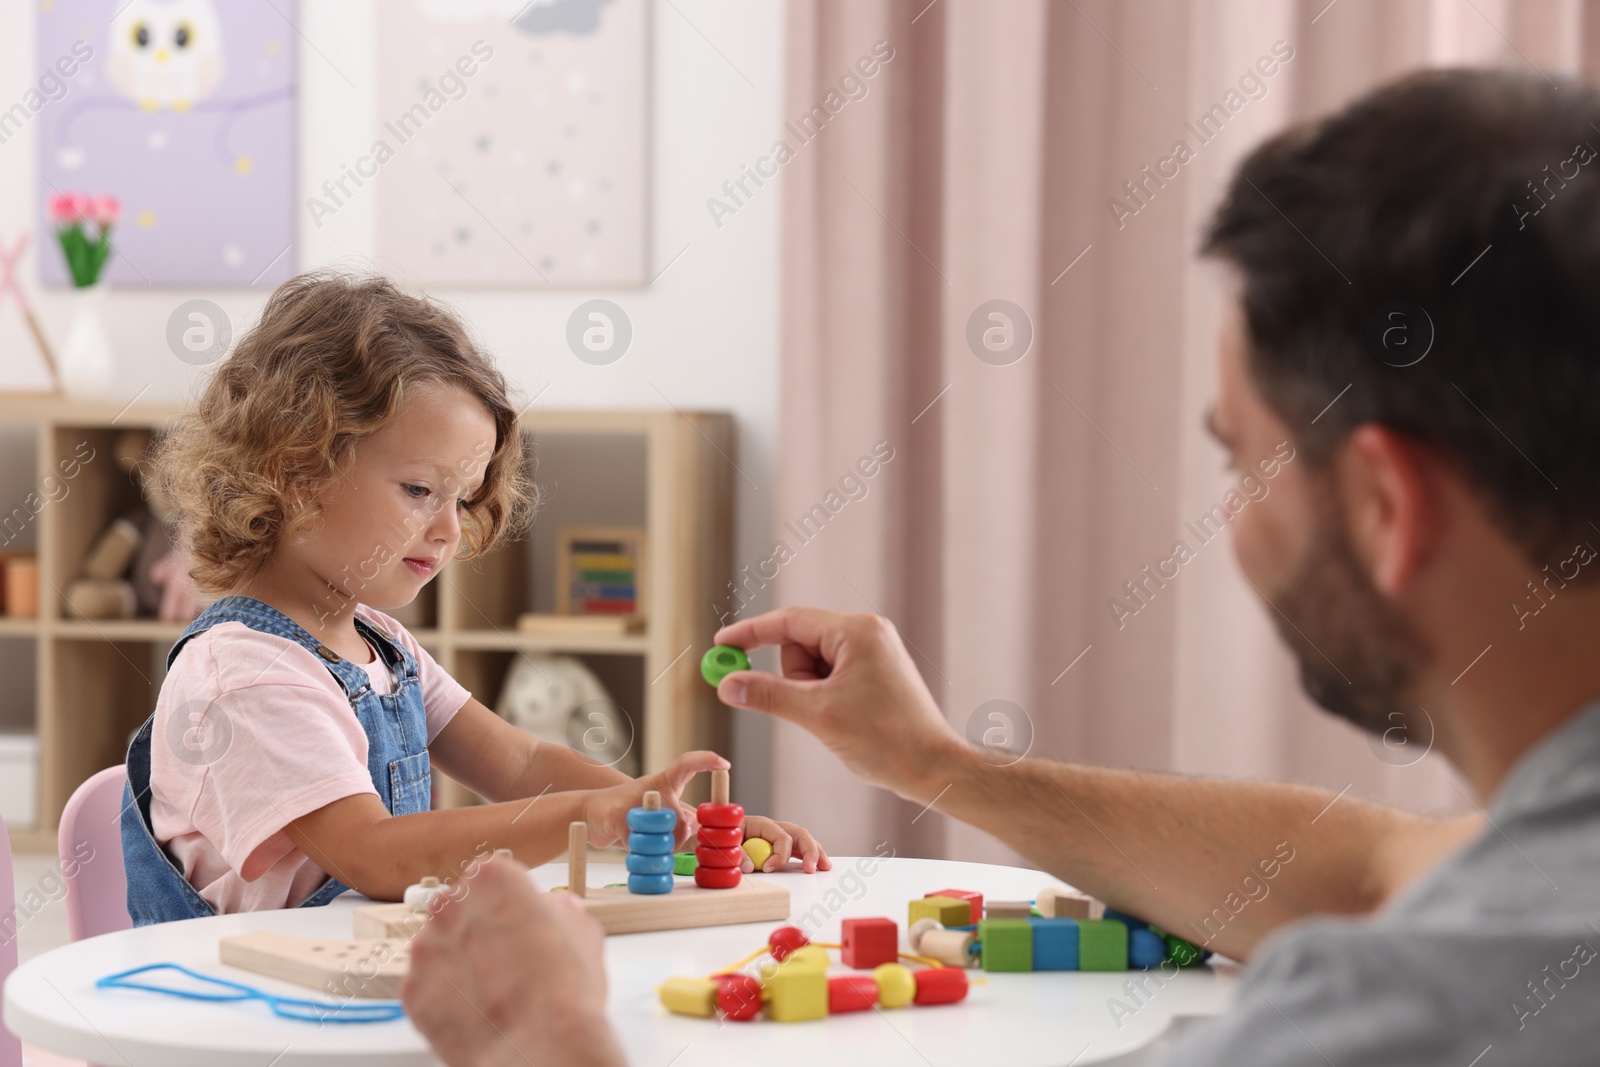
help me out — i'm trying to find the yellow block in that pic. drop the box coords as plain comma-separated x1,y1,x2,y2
909,895,971,927
873,963,916,1008
658,976,717,1018
784,945,830,971
743,836,774,871
765,961,828,1022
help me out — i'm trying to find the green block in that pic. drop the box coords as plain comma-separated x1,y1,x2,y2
1078,919,1129,971
978,918,1033,972
1164,932,1206,967
910,896,971,927
673,851,698,876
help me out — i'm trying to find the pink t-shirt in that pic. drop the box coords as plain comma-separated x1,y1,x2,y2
149,604,470,914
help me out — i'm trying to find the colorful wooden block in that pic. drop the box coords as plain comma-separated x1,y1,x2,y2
1078,919,1129,971
786,945,831,971
978,918,1033,972
742,836,774,871
985,900,1033,920
659,976,717,1017
909,895,971,928
828,974,879,1013
1027,917,1079,971
1035,886,1093,920
1129,927,1166,969
766,961,828,1022
912,967,970,1005
926,888,983,920
841,917,899,969
872,962,917,1007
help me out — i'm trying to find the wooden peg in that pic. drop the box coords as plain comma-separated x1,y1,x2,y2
644,790,661,811
494,848,513,861
568,821,587,898
711,768,729,806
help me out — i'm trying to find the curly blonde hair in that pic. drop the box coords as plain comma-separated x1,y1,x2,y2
151,270,536,596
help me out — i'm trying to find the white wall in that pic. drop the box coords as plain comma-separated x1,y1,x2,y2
0,0,784,808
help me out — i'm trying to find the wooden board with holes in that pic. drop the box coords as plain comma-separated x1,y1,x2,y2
574,879,791,935
353,904,429,942
218,930,410,1000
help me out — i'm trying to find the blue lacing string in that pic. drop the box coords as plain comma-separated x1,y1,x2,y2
97,962,406,1023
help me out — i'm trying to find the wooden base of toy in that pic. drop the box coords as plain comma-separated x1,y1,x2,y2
352,904,430,941
574,878,790,935
219,930,409,999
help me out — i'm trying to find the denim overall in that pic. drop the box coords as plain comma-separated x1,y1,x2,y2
122,595,432,926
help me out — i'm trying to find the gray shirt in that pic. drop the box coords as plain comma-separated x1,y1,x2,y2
1168,697,1600,1066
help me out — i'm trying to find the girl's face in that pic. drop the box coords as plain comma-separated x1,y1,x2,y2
291,381,498,615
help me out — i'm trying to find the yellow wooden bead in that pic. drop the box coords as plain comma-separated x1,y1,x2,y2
765,962,828,1021
873,962,916,1008
742,836,775,871
658,976,717,1018
784,945,830,971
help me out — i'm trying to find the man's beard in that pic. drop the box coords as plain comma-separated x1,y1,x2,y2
1267,507,1430,738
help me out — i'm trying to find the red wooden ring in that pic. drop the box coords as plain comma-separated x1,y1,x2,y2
696,803,745,828
694,864,742,889
697,825,743,849
695,845,743,869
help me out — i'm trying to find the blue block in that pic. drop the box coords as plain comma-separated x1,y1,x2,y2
1028,917,1080,971
627,873,673,895
627,830,674,855
1129,927,1166,968
625,851,674,876
1103,909,1149,932
626,807,677,834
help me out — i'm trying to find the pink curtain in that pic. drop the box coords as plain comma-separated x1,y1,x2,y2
774,0,1589,861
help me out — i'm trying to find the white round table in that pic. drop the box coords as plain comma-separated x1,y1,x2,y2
5,856,1237,1065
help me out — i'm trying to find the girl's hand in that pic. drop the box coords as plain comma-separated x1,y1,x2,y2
735,815,831,874
580,750,729,848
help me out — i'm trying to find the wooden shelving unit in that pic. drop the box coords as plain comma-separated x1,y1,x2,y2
0,397,734,851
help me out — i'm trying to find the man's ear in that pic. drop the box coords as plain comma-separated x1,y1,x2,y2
1336,425,1440,594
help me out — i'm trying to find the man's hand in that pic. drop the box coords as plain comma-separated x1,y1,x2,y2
402,857,625,1067
581,750,729,848
714,607,968,801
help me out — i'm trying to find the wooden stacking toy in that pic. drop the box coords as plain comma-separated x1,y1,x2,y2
694,767,743,889
625,791,676,895
657,922,971,1023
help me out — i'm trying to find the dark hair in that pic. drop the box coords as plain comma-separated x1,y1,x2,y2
1202,68,1600,567
152,270,536,594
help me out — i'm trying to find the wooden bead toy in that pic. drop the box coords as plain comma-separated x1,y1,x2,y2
1034,886,1094,920
701,644,751,686
907,917,943,953
1158,929,1211,967
920,928,977,967
626,792,677,895
912,967,970,1005
768,925,809,961
1077,918,1129,971
927,888,983,919
716,973,762,1020
694,769,744,889
658,976,717,1017
1129,927,1166,969
840,917,898,969
766,959,828,1022
403,876,444,912
985,900,1034,920
828,974,879,1013
1026,917,1079,971
873,962,917,1008
978,918,1032,972
909,895,971,928
1102,908,1147,931
786,945,831,971
742,836,774,871
697,825,742,849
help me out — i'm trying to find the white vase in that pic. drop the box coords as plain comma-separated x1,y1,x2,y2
58,283,114,398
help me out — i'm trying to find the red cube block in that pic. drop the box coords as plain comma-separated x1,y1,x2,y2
828,975,880,1013
840,917,899,970
927,889,983,921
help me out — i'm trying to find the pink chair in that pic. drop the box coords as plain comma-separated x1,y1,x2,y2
58,767,131,942
0,814,24,1067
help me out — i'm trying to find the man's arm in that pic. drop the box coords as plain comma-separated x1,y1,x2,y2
715,607,1480,959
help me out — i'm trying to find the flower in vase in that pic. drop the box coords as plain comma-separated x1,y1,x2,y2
89,195,121,228
48,193,83,224
50,190,117,287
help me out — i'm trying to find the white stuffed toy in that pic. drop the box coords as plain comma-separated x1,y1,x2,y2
495,654,638,777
